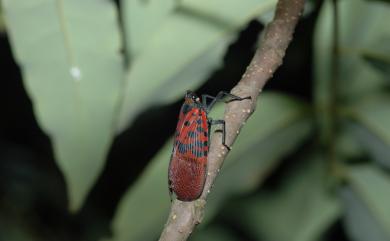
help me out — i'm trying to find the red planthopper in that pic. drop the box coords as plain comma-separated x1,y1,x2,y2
168,90,251,201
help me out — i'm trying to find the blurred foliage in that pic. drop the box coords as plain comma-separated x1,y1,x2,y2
222,154,340,241
0,0,389,241
341,165,390,241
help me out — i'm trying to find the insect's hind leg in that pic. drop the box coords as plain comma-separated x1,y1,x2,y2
168,178,174,202
202,91,251,113
209,119,230,151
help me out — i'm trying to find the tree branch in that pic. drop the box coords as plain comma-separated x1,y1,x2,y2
159,0,305,240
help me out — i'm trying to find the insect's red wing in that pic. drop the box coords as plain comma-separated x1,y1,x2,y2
169,105,209,201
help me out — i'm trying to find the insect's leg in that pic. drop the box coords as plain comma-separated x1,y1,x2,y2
202,91,251,113
168,179,173,202
209,119,230,151
207,118,212,149
202,94,218,111
168,153,174,202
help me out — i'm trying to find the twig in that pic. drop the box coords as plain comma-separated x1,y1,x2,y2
158,0,305,240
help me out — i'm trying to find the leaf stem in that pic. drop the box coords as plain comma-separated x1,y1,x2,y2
329,0,341,177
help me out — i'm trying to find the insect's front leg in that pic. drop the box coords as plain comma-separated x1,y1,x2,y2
209,119,230,151
202,91,251,113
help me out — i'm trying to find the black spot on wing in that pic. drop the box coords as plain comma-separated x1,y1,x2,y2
196,126,204,132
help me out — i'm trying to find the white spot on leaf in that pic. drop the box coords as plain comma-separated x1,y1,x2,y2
70,66,82,81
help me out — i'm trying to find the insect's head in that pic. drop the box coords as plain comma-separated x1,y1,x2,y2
185,90,200,104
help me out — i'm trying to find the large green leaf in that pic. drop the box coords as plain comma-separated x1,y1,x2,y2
105,93,312,241
341,165,390,241
116,0,277,132
346,94,390,169
227,154,341,241
2,0,124,211
314,0,390,141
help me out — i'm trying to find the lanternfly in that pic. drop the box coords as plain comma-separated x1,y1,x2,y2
168,90,250,201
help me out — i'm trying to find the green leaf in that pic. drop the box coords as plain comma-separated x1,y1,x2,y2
227,154,341,241
361,37,390,79
314,0,390,141
121,0,177,59
335,125,364,160
347,94,390,169
116,0,277,132
2,0,124,211
106,92,312,241
347,123,390,169
363,42,390,81
341,165,390,241
363,54,390,78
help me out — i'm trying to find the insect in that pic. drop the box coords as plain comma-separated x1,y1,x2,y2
168,90,251,201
